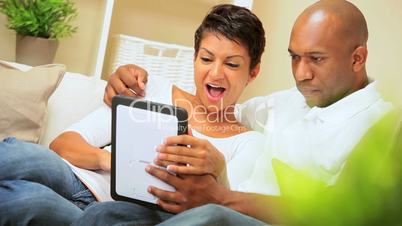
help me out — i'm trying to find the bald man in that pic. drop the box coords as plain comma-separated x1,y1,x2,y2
289,0,369,108
76,1,393,225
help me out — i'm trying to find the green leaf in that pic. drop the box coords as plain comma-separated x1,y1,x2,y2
0,0,78,39
274,110,402,226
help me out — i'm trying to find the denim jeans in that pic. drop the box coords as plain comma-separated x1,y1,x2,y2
73,201,268,226
0,180,82,226
72,201,173,226
0,137,97,225
158,204,268,226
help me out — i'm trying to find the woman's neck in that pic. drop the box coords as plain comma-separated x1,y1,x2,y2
173,86,247,137
173,86,236,123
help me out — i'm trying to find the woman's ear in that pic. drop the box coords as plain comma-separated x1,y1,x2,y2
351,46,368,72
247,63,261,85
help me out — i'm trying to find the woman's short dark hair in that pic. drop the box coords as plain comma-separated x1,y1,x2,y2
194,4,266,70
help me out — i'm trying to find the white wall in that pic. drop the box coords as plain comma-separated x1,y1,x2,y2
1,0,401,106
0,0,106,75
101,0,231,79
53,0,105,76
0,14,16,61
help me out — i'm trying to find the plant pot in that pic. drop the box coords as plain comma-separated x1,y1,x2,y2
16,34,59,66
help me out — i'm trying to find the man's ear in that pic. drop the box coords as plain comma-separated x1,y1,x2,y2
351,46,368,72
247,63,261,85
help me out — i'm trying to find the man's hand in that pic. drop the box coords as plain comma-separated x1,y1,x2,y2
145,165,227,213
146,165,286,224
104,64,148,107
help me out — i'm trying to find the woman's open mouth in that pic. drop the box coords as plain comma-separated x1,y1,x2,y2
205,83,226,102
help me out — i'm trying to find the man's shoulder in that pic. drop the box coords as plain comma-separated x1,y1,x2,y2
235,87,305,132
351,80,393,114
269,87,301,99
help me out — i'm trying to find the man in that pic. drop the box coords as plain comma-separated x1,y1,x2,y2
79,0,392,224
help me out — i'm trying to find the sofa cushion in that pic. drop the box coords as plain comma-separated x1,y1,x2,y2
40,72,106,147
0,62,65,143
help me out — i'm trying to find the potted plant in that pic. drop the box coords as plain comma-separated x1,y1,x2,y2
0,0,78,66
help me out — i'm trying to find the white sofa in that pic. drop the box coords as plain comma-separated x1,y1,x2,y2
4,33,197,147
40,72,106,147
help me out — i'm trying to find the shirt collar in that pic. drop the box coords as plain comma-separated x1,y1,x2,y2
303,81,382,124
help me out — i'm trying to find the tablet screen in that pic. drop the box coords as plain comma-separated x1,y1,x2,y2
111,96,188,211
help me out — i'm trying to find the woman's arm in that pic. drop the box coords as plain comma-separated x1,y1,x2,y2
50,132,111,171
49,104,112,171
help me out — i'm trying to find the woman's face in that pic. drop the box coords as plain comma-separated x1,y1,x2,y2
194,32,259,113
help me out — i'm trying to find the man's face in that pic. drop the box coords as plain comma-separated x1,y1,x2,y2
288,15,357,108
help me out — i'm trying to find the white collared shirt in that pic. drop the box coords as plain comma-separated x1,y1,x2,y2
235,82,393,195
65,75,265,200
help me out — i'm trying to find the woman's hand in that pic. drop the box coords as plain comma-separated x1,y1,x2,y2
154,132,226,180
97,150,111,171
50,132,112,172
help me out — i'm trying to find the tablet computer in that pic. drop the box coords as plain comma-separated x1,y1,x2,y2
111,95,188,211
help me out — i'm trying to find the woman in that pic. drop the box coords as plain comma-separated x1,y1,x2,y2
51,3,265,197
0,4,266,225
